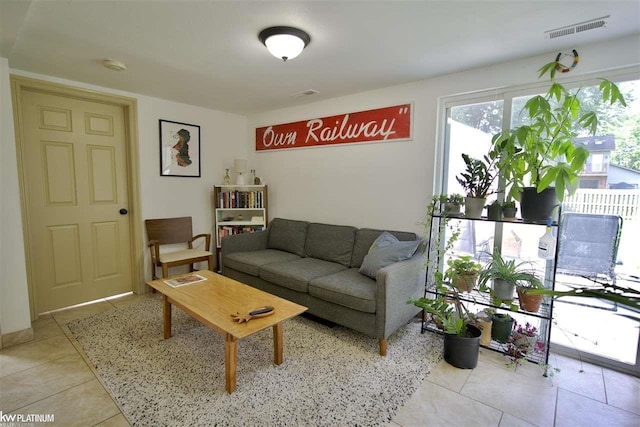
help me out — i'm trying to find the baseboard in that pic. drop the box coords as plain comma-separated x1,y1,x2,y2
1,326,34,349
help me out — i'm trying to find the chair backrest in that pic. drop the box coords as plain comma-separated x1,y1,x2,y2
145,217,193,245
557,213,622,279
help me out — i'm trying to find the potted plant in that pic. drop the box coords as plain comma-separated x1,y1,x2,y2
490,312,514,344
478,250,541,304
444,193,464,215
408,286,482,369
486,200,503,221
456,149,499,218
446,255,481,293
502,200,517,220
516,278,545,313
491,62,627,221
504,321,560,376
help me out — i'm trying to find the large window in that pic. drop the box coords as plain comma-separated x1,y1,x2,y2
441,71,640,375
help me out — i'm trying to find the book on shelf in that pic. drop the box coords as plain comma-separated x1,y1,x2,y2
164,273,207,288
217,225,264,246
217,189,264,209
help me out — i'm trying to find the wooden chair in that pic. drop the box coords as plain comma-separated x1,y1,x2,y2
145,216,214,280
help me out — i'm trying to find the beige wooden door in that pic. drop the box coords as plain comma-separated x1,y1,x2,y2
19,90,132,312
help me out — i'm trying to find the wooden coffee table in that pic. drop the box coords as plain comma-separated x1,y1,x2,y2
146,270,307,394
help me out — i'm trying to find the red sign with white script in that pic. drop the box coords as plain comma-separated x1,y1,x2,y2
255,104,412,151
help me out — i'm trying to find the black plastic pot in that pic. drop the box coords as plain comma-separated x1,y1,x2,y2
444,324,481,369
503,207,517,219
520,187,558,222
491,313,514,344
487,204,503,221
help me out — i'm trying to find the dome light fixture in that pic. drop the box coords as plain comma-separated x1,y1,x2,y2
103,59,127,71
258,26,311,62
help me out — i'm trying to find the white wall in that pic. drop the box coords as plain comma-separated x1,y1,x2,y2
0,66,247,333
0,57,31,336
247,35,640,235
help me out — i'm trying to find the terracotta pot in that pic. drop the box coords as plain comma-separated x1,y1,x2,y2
517,288,544,313
453,273,477,293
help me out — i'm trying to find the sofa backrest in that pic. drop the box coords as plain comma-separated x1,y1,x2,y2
266,218,418,268
267,218,309,257
305,223,357,267
351,228,418,268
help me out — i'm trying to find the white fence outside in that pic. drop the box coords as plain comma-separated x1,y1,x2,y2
563,189,640,220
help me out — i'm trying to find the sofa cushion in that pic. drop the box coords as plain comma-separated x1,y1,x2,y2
351,228,418,268
309,268,377,313
267,218,309,257
305,223,357,267
259,258,347,293
359,236,421,279
224,249,301,277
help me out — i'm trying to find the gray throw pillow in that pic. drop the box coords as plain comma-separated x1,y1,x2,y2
368,231,398,251
359,234,420,279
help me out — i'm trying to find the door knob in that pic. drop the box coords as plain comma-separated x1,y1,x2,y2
119,208,128,215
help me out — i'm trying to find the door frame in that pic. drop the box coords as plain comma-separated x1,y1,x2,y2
10,75,145,319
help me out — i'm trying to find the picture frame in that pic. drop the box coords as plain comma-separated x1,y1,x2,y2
159,119,201,177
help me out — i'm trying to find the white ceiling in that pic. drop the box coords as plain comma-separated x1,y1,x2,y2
1,1,639,115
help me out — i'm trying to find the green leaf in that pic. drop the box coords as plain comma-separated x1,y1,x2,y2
599,79,628,107
549,83,563,102
578,112,598,135
555,169,567,201
538,168,557,192
537,62,557,79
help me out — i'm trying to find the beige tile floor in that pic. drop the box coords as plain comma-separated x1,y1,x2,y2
1,293,638,427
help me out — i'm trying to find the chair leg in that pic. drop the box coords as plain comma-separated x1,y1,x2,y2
162,264,169,278
207,255,214,272
378,338,387,356
151,265,157,293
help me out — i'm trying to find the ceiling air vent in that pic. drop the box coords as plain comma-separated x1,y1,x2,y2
545,15,609,39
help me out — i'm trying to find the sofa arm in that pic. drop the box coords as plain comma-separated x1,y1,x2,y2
221,231,268,258
375,245,427,339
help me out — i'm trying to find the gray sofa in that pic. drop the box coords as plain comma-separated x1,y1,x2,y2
220,218,426,355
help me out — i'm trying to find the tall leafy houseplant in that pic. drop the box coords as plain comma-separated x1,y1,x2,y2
491,62,627,213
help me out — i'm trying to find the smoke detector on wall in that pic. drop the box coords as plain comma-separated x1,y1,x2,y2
103,59,127,71
545,15,610,39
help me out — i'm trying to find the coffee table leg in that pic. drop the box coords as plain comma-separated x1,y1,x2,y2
163,295,172,339
225,333,237,394
273,322,283,365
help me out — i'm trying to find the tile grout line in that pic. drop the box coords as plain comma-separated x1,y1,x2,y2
9,377,97,414
601,366,609,406
0,339,78,379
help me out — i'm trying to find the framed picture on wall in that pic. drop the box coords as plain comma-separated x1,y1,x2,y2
159,119,201,177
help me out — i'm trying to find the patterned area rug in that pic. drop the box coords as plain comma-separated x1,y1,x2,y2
68,297,442,426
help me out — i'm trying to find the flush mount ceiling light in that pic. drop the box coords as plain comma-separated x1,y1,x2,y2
258,26,311,62
103,59,127,71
